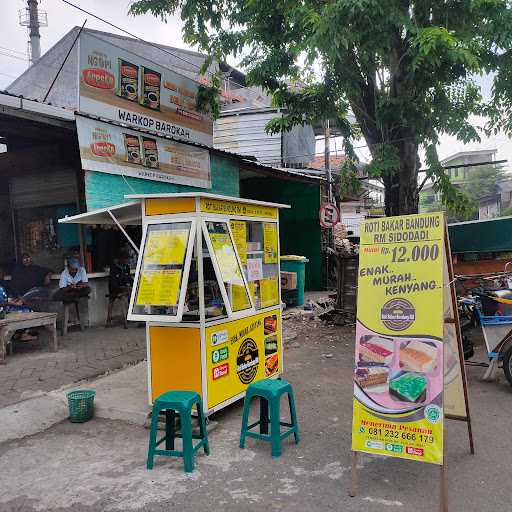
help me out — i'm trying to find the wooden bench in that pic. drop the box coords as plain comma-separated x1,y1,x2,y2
0,312,58,364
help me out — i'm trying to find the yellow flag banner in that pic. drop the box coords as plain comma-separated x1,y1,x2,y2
351,213,445,465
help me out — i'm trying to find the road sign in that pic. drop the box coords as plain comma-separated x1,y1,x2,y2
319,203,340,228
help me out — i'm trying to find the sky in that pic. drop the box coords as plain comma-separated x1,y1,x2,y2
0,0,188,89
1,0,511,169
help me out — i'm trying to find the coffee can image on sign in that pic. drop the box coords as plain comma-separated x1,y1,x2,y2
117,59,139,103
140,66,161,111
123,134,142,165
142,137,159,168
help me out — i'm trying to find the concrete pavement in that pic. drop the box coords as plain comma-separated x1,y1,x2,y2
1,319,511,511
0,324,145,408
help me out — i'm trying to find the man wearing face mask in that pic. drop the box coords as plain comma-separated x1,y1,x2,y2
53,258,90,302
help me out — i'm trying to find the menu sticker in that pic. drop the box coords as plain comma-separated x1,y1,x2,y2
263,223,278,263
230,220,247,265
247,258,263,282
260,278,279,308
210,232,243,284
136,269,182,306
144,229,188,265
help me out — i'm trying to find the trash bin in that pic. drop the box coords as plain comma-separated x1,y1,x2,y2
67,389,96,423
280,255,309,307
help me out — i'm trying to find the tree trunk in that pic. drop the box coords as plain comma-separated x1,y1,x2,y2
384,139,419,216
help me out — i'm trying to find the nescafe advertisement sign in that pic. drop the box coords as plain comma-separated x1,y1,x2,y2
78,31,213,146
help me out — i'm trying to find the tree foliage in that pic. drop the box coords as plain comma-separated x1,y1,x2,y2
130,0,512,215
421,164,508,221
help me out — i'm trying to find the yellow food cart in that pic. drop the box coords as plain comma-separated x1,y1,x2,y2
61,193,289,415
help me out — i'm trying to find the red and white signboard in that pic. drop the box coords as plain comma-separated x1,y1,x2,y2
319,203,340,228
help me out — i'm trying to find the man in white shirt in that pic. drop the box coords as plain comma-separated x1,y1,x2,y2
53,258,90,302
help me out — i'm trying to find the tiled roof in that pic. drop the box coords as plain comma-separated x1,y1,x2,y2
309,154,347,170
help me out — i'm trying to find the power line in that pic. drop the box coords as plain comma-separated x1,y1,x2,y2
0,45,26,57
0,50,27,62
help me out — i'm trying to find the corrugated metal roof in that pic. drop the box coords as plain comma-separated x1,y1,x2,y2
6,27,217,108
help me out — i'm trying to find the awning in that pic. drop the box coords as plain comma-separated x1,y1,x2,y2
58,201,142,253
448,216,512,254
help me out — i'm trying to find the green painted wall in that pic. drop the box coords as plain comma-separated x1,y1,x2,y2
240,177,322,291
85,154,240,209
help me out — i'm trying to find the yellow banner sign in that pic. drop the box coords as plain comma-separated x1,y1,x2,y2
352,213,445,465
200,198,278,219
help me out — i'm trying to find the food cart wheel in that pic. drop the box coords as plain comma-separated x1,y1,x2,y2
502,346,512,386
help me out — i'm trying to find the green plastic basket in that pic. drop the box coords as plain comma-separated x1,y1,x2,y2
67,389,96,423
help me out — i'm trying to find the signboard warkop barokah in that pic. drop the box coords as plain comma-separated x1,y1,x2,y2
78,32,213,147
76,116,211,188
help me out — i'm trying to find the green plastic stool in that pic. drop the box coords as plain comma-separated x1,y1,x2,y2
239,379,299,457
146,390,210,472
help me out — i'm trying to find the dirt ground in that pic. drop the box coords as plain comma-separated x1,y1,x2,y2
0,315,511,512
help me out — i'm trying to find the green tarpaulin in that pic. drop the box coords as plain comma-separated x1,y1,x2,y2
448,217,512,253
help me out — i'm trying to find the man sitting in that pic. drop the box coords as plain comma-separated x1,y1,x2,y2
11,253,52,302
53,258,91,302
109,251,133,298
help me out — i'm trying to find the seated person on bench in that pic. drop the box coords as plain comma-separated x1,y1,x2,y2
53,258,90,302
11,253,52,303
108,251,133,297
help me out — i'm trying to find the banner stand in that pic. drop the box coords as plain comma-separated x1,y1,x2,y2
444,225,475,455
348,215,475,512
440,447,448,512
349,451,359,498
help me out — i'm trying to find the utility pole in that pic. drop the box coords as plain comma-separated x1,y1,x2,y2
324,119,332,203
19,0,47,64
324,119,334,290
28,0,41,62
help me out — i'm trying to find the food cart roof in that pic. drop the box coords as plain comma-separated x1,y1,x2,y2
124,192,291,209
58,202,142,225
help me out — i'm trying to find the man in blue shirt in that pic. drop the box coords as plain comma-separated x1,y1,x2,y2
53,258,90,302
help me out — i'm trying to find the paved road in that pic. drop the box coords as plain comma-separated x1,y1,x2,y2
0,320,511,511
0,325,145,407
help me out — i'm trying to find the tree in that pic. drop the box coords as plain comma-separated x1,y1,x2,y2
130,0,512,216
420,164,507,221
462,164,505,202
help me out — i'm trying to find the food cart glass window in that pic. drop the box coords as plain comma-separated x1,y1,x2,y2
205,221,252,312
244,221,280,310
182,236,228,322
131,222,192,317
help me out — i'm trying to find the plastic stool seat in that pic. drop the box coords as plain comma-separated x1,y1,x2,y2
147,390,209,472
240,379,299,458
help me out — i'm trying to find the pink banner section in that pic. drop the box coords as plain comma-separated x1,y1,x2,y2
354,321,443,412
